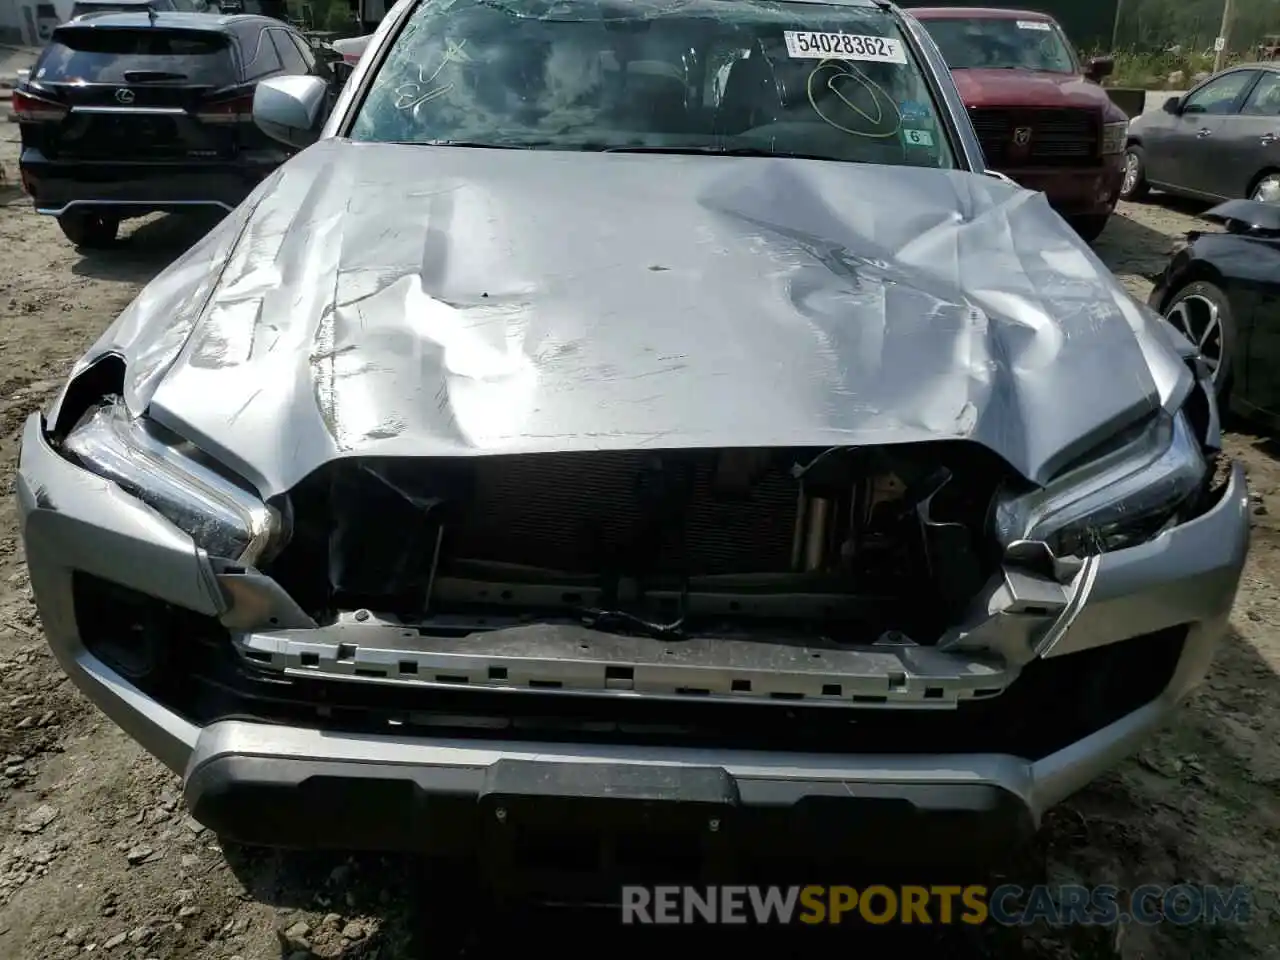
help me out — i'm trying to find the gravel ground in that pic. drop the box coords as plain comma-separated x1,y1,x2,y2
2,125,1279,959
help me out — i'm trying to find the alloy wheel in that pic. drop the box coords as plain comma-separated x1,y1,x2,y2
1165,295,1223,384
1122,151,1141,195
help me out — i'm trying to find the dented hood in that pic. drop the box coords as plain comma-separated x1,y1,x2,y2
66,139,1192,500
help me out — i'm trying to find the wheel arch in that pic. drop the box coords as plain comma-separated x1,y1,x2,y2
1246,167,1280,200
1154,260,1227,313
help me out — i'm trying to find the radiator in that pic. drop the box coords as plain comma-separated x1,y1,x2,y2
443,450,801,576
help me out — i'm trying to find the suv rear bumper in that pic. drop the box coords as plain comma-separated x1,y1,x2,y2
999,154,1126,217
19,147,283,217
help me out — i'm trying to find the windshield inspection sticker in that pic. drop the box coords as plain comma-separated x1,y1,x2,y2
899,99,931,122
783,31,907,64
903,128,934,147
1016,20,1052,30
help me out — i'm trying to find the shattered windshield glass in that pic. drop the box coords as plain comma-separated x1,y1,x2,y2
349,0,956,168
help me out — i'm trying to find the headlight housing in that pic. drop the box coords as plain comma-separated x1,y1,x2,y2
1102,120,1128,155
60,400,281,565
993,410,1207,558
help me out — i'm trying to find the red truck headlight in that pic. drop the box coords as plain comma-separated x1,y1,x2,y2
1102,121,1128,155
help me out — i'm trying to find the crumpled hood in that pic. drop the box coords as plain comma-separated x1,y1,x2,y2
951,68,1115,112
65,139,1191,500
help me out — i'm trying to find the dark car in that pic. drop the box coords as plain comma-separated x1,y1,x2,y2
1149,198,1280,425
908,7,1128,242
69,0,204,18
14,12,333,248
1124,64,1280,205
214,0,288,17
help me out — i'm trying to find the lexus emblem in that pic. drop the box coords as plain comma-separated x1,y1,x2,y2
114,88,134,104
1012,126,1032,146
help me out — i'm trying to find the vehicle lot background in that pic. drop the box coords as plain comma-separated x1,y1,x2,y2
2,123,1279,957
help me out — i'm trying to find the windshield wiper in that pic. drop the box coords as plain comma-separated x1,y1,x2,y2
601,145,840,162
394,141,841,162
122,70,188,82
399,139,554,149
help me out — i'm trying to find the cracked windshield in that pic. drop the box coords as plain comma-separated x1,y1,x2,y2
349,0,955,168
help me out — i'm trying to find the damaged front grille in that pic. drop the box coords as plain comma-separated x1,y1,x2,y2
234,616,1015,708
268,443,1010,646
69,573,1190,762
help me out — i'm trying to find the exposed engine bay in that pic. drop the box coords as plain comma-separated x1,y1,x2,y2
214,442,1043,710
266,442,1009,648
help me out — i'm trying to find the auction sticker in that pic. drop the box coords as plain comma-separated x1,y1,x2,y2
783,31,907,64
899,99,932,122
903,128,933,146
1016,20,1051,30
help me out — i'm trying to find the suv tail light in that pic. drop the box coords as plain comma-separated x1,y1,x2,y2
195,93,255,124
12,90,68,122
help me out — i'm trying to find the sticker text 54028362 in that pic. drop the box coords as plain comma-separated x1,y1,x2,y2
783,31,907,64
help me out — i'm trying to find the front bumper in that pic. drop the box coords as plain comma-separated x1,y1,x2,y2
19,146,283,218
999,154,1126,217
15,411,1250,859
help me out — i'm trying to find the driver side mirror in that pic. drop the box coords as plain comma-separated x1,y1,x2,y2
1084,55,1114,83
253,75,329,150
1163,95,1183,115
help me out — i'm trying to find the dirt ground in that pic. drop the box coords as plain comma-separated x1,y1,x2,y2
1,127,1279,959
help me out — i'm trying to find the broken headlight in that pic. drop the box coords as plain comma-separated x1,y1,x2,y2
992,409,1207,558
60,400,281,565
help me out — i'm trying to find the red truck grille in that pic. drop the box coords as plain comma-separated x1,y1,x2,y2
968,108,1100,168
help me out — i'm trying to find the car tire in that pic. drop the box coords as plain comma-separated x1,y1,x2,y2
1068,214,1110,244
1162,280,1235,397
1250,170,1280,203
57,212,119,248
1120,145,1150,201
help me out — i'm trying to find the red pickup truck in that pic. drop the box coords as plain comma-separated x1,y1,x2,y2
908,7,1129,242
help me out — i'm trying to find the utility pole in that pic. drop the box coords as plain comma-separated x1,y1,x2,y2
1214,0,1235,73
1111,0,1124,50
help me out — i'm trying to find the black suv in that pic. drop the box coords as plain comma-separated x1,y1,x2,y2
15,12,333,247
69,0,204,18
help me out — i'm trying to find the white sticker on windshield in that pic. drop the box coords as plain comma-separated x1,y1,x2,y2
1016,20,1052,30
783,31,908,64
903,128,934,147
